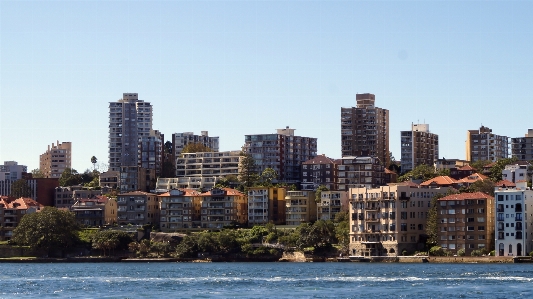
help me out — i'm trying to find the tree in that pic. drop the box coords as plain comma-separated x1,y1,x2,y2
91,156,98,171
59,168,82,186
315,185,329,203
467,179,495,196
12,207,79,256
92,230,133,256
181,142,213,154
9,179,33,198
164,141,173,154
398,164,440,182
30,169,45,178
260,168,278,186
425,194,442,248
239,152,259,188
488,157,518,182
215,175,239,188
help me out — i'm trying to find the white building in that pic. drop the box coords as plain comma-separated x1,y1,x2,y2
494,181,533,256
502,163,529,184
0,161,28,181
172,131,219,156
318,191,348,221
248,188,269,225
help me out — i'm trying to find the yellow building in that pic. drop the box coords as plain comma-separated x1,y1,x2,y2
285,190,317,226
200,188,247,229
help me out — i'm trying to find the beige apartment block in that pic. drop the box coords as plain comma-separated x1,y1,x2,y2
285,190,317,226
318,191,349,221
116,191,160,225
200,188,247,229
247,187,287,226
40,141,71,178
400,123,439,173
174,151,242,189
466,126,508,162
349,184,452,256
0,197,44,241
71,197,117,226
159,189,201,231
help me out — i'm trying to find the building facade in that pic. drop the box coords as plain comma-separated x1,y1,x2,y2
200,188,247,229
172,131,219,157
244,127,317,182
0,161,28,181
39,141,72,179
511,129,533,161
0,197,44,241
175,151,242,189
247,187,287,226
341,93,389,166
116,191,160,225
400,124,439,173
495,182,533,256
71,197,116,226
337,156,385,191
466,126,508,162
301,155,339,191
285,190,317,226
437,192,494,255
318,191,349,221
159,189,201,231
349,184,451,256
55,186,108,209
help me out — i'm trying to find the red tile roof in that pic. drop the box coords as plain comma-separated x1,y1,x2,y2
201,188,244,197
458,173,488,183
302,155,339,165
420,176,459,186
438,192,493,201
0,197,44,210
458,165,474,171
495,180,516,187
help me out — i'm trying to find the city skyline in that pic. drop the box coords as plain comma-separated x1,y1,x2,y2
2,1,533,171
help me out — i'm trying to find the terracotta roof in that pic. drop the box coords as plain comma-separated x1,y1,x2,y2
384,168,397,174
495,180,516,187
77,196,109,204
201,187,244,197
118,191,156,196
158,189,201,197
458,173,488,183
0,197,44,210
458,165,474,171
396,181,420,187
302,155,339,165
438,192,493,201
420,176,459,186
484,162,496,168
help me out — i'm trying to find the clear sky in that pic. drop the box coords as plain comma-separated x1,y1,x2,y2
1,1,532,172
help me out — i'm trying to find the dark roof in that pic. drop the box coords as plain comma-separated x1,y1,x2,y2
302,154,338,165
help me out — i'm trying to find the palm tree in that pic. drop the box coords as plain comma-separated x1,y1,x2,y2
91,156,97,171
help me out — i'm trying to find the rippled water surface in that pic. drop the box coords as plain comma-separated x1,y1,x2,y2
0,262,532,298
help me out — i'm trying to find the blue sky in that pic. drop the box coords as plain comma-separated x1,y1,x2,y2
1,1,532,172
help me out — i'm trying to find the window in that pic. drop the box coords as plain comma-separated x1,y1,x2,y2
467,226,475,231
479,235,485,240
410,224,415,230
467,218,474,222
401,223,407,231
477,217,485,222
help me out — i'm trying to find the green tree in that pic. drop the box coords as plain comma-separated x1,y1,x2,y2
467,179,495,196
488,157,518,182
181,143,213,154
91,156,98,171
425,194,442,248
12,207,79,256
59,168,82,186
215,175,239,188
164,141,173,154
260,168,278,186
470,160,491,173
315,185,329,203
9,179,33,198
92,230,133,256
239,151,259,188
30,169,45,178
398,164,440,182
334,210,350,252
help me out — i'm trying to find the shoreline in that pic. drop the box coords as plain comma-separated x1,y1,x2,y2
0,256,525,263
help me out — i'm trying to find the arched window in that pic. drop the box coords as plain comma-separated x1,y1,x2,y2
509,244,513,254
499,243,504,256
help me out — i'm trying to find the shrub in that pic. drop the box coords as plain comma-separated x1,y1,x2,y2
471,249,483,257
490,250,495,256
457,248,465,256
529,251,533,257
429,246,445,256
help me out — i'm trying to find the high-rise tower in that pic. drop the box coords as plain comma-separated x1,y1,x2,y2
341,93,389,165
400,123,439,173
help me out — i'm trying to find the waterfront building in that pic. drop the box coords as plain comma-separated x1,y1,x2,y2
301,155,339,191
159,189,201,231
466,126,508,162
285,190,317,226
494,181,533,256
247,187,287,226
0,197,44,241
71,196,116,226
317,191,348,221
116,191,160,225
244,127,317,182
39,141,71,179
55,186,108,209
348,184,452,256
341,93,389,166
199,188,247,229
437,192,494,255
337,156,385,191
400,124,439,174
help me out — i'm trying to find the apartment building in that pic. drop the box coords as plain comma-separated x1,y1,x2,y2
341,93,389,166
502,162,529,184
116,191,159,225
247,187,287,226
400,124,439,173
511,129,533,161
349,184,452,256
139,130,164,177
159,189,201,231
435,158,470,171
55,186,107,209
495,181,533,256
466,126,508,162
39,141,72,179
172,131,219,157
285,190,317,226
318,191,348,221
99,171,119,189
337,156,385,191
200,188,247,229
174,151,242,189
301,155,339,191
0,197,44,241
71,197,116,226
244,127,317,182
437,192,494,255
